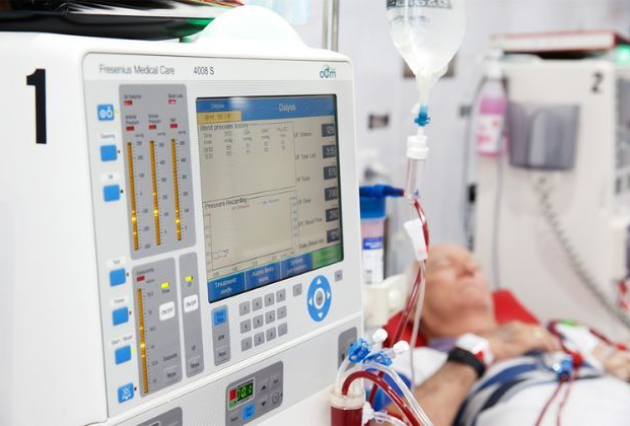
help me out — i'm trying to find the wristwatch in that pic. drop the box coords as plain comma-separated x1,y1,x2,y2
447,333,494,379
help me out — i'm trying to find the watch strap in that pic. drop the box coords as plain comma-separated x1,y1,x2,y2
447,347,487,379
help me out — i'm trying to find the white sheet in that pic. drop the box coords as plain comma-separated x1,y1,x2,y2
392,348,630,426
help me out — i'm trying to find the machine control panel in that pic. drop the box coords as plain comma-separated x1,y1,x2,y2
83,53,360,421
225,362,284,425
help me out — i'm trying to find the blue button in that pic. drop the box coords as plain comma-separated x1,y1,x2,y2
104,185,121,202
110,269,126,287
307,275,332,322
213,307,227,326
112,307,129,326
208,273,245,303
100,145,118,162
97,104,115,121
115,345,132,365
117,383,134,403
242,403,256,421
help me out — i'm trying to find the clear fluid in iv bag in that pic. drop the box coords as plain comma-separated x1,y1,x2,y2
386,0,466,86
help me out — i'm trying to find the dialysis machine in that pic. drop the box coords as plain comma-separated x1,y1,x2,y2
475,59,630,339
0,16,363,426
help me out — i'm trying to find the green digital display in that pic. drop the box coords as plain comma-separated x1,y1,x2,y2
237,382,254,401
229,380,254,408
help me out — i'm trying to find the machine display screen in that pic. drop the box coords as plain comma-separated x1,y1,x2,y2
196,95,343,303
229,379,254,408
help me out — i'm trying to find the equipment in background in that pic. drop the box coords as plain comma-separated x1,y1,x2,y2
0,7,362,426
474,55,507,158
490,30,630,59
359,185,410,334
475,56,630,340
359,185,404,286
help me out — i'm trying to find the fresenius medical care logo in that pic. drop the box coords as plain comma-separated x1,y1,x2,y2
320,65,337,79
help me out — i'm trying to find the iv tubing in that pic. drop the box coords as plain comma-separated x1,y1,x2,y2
534,379,565,426
367,266,423,405
409,261,427,392
374,412,408,426
341,370,421,426
369,199,429,405
336,361,430,424
364,363,432,426
334,356,353,394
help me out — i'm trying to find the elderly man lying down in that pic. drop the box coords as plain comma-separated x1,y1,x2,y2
387,245,630,426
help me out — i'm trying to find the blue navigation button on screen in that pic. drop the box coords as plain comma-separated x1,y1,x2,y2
100,145,118,162
115,345,132,365
103,185,121,202
208,273,245,303
117,383,134,403
110,269,126,287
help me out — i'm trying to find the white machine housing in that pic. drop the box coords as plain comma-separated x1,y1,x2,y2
476,59,630,339
0,31,362,426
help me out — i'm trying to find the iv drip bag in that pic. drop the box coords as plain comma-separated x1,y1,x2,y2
386,0,466,104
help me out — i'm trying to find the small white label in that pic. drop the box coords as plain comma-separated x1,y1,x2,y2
107,257,127,268
110,296,128,308
183,295,199,313
362,249,384,285
476,115,504,156
159,302,176,321
99,133,117,141
101,172,121,183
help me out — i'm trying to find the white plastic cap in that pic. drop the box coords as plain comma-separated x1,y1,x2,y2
371,329,388,345
330,385,365,410
393,341,410,355
484,60,503,79
407,128,429,161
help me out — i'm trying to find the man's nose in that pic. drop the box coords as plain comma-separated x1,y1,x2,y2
462,261,478,276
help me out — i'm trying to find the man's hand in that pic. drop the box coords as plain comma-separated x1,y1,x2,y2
482,321,561,362
593,344,630,382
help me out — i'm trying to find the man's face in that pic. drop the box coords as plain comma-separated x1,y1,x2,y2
423,245,494,325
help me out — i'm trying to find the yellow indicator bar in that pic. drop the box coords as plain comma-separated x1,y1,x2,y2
126,143,139,251
197,111,242,125
185,276,193,283
161,282,170,290
137,289,149,395
149,141,161,246
171,139,182,241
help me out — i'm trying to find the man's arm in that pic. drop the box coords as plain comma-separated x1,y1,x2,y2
388,322,561,425
412,362,477,426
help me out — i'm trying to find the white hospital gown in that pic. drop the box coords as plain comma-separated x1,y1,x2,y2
392,346,630,426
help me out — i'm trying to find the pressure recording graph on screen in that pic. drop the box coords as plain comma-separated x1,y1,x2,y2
196,96,343,302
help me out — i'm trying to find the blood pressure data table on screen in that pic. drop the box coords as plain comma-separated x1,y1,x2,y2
196,96,343,303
